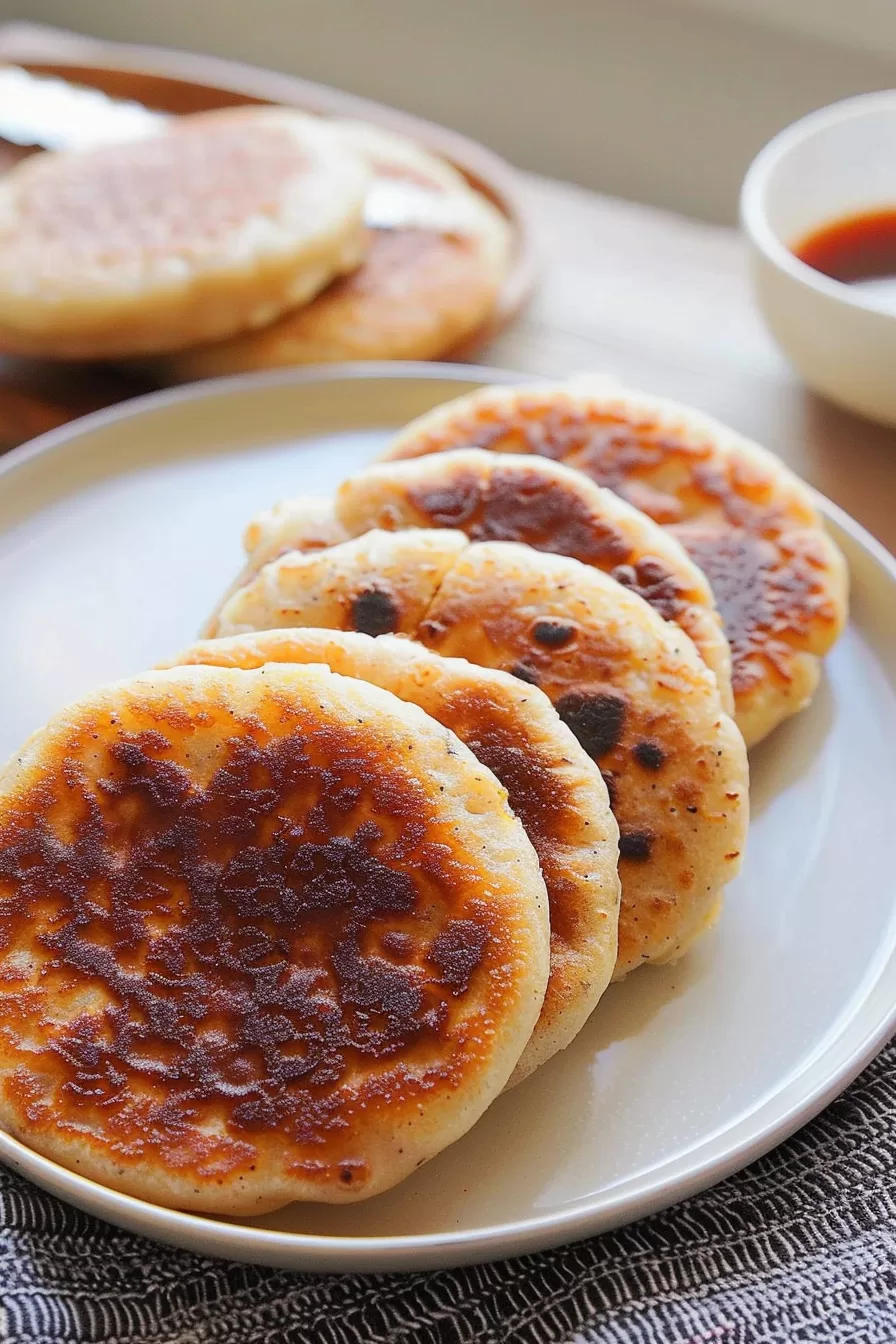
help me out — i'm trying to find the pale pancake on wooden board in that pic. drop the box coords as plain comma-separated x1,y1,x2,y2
164,121,511,379
0,663,549,1212
382,379,849,746
0,107,370,359
333,449,732,711
215,535,748,979
163,630,620,1085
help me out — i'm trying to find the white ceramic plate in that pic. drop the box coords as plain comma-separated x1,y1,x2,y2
0,364,894,1274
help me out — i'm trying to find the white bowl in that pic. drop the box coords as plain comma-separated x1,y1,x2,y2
741,91,896,427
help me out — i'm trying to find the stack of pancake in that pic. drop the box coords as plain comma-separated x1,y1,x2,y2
0,106,512,371
0,376,847,1215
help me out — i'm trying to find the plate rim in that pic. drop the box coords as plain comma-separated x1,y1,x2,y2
0,361,894,1273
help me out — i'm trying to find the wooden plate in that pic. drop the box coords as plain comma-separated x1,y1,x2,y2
0,21,537,448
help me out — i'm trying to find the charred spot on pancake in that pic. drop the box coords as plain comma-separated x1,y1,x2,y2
674,524,836,693
427,920,489,994
425,402,701,504
532,618,576,649
688,460,782,530
350,586,398,636
423,400,659,473
541,411,713,516
676,530,770,669
463,731,563,832
436,686,584,946
510,662,540,686
409,472,482,527
473,470,633,566
411,399,761,532
633,740,665,770
610,557,686,622
618,829,654,861
408,464,634,567
555,691,627,760
0,709,500,1158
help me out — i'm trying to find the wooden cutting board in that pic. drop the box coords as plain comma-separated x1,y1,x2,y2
0,21,537,452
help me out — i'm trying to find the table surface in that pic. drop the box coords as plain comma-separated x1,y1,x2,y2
1,169,894,556
485,175,896,555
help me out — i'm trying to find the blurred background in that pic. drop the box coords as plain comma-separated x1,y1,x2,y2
3,0,896,223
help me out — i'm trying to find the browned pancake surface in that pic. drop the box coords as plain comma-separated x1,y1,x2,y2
163,630,621,1083
0,665,547,1210
414,543,748,976
216,539,748,980
383,382,848,744
336,450,732,708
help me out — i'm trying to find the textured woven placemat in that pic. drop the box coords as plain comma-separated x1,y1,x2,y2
1,1038,894,1344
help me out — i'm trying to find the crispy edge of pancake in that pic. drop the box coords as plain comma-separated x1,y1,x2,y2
0,661,549,1210
334,448,734,714
161,629,621,1085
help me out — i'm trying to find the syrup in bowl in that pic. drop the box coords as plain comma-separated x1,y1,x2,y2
793,208,896,311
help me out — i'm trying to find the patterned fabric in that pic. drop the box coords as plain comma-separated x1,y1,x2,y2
1,1039,894,1344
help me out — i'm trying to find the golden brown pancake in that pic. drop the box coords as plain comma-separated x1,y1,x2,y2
211,527,468,640
215,536,748,979
0,107,370,359
382,379,849,746
164,122,511,379
333,449,733,711
0,663,549,1211
163,630,621,1084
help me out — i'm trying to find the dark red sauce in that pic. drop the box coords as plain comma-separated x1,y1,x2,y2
793,208,896,284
